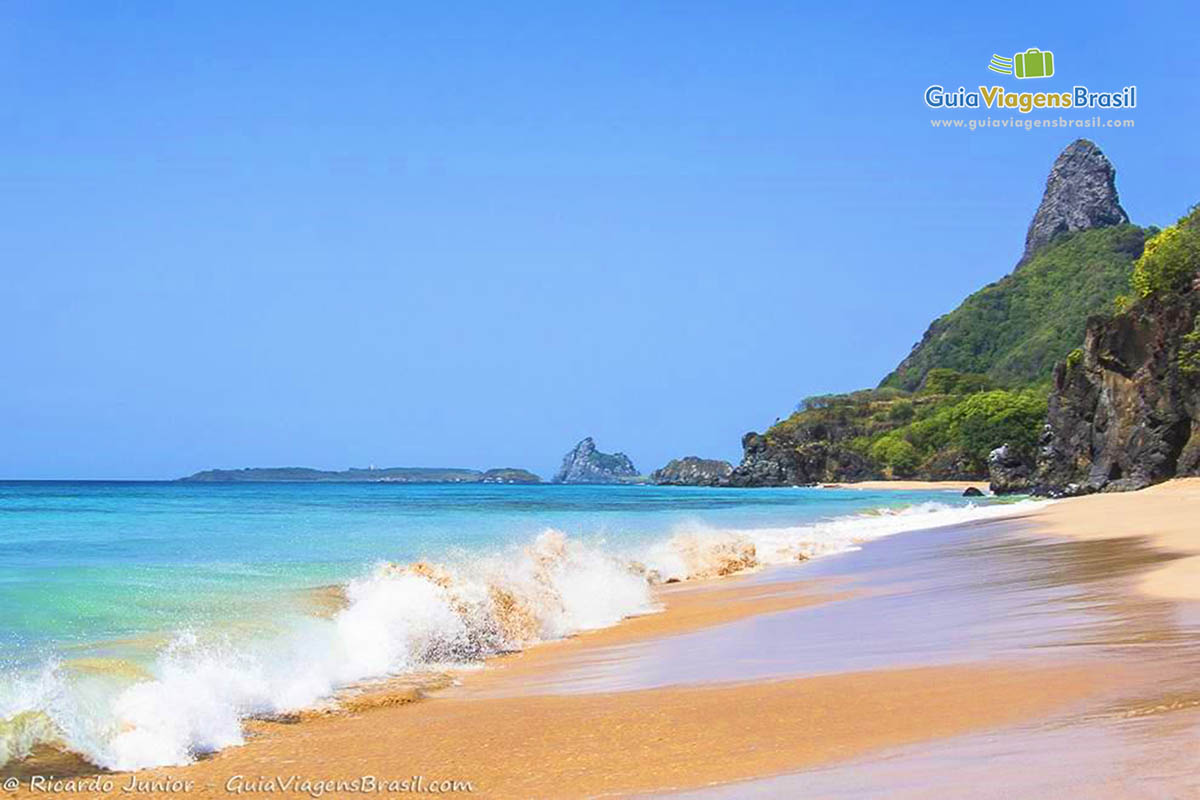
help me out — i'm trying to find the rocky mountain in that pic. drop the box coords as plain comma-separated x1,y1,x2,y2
1021,139,1130,262
1033,277,1200,495
650,457,734,486
882,140,1141,391
552,438,640,484
734,139,1142,487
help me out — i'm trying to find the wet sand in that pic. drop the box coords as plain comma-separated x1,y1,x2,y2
1034,477,1200,601
445,573,844,694
7,481,1200,798
820,479,989,492
96,664,1104,800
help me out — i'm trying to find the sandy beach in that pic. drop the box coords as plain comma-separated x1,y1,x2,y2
1035,478,1200,601
7,480,1199,798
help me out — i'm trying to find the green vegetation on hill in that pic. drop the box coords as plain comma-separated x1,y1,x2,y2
881,225,1146,391
764,369,1046,480
735,143,1149,487
762,226,1142,482
867,388,1047,477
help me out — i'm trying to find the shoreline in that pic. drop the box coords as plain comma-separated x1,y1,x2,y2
819,479,990,492
171,664,1113,800
0,492,1026,776
7,480,1199,797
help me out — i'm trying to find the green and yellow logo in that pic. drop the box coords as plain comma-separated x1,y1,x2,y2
925,46,1136,118
989,48,1055,79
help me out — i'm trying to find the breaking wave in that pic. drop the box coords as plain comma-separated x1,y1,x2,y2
0,499,1035,771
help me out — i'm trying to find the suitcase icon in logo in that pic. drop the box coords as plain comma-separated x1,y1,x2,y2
1014,48,1054,79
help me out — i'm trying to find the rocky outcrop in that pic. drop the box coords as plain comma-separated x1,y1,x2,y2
987,444,1035,494
727,428,877,487
552,437,640,484
921,447,985,481
650,457,733,486
1035,291,1200,495
1022,139,1128,262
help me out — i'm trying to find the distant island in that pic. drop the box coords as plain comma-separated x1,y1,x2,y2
552,438,643,484
179,466,542,484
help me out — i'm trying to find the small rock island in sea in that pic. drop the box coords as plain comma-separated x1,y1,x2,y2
552,437,641,484
650,457,733,486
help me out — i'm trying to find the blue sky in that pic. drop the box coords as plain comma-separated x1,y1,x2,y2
2,1,1197,479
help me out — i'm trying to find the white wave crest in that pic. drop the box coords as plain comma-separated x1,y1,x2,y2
638,500,1037,581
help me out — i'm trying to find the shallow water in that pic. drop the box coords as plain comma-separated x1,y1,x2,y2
0,481,1021,771
519,521,1198,693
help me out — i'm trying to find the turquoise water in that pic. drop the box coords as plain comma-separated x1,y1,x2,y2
0,481,979,658
0,480,1020,770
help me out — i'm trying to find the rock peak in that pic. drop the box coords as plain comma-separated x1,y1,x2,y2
1022,139,1128,262
552,437,639,484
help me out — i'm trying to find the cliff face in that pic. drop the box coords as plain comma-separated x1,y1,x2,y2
1022,139,1129,262
1035,291,1200,494
552,437,640,484
650,457,733,486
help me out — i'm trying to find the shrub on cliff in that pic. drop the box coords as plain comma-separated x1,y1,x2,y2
939,390,1047,465
870,433,920,477
1131,206,1200,298
918,368,995,396
1179,317,1200,377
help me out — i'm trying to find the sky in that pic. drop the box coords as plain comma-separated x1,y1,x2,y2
2,1,1198,480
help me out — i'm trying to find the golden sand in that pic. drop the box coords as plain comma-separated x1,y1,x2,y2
1033,478,1200,601
13,664,1105,800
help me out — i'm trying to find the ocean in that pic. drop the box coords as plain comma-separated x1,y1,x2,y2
0,481,1028,771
